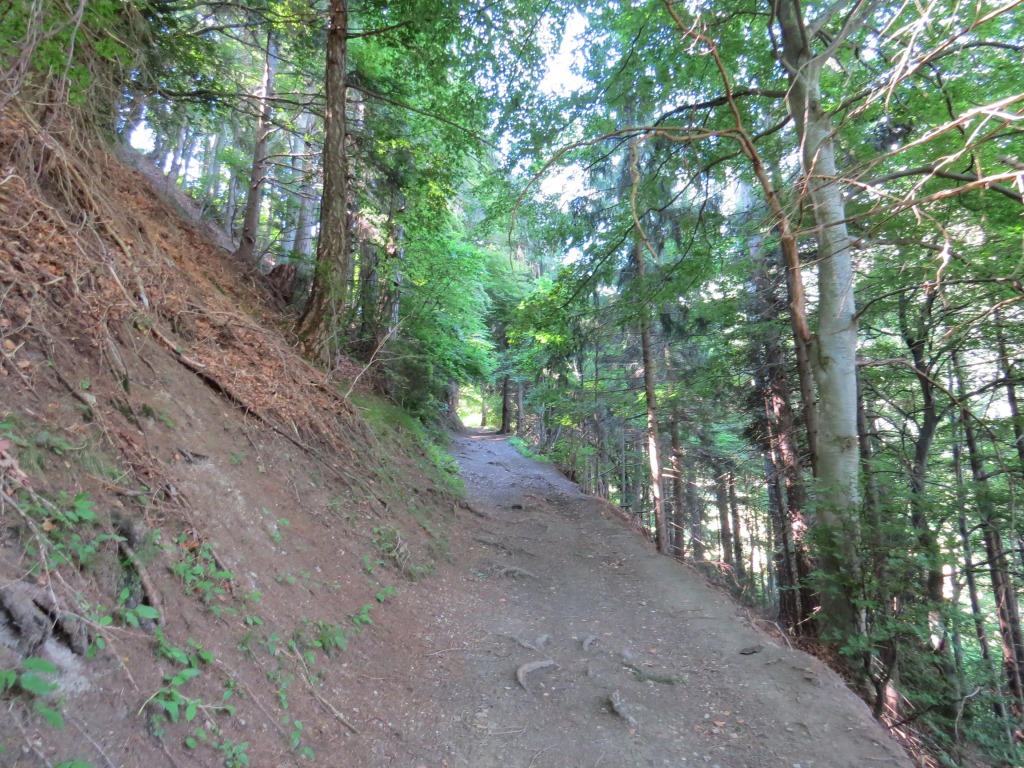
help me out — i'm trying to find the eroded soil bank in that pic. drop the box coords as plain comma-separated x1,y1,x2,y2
340,429,912,768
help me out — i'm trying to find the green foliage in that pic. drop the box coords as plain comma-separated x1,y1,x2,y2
0,0,132,114
349,604,374,627
507,436,548,463
0,656,65,729
353,395,465,497
115,587,162,628
171,539,233,611
13,488,119,576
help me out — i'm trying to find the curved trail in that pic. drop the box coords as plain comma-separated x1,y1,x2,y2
348,429,912,767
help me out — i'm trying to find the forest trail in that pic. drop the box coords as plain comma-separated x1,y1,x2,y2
346,429,913,767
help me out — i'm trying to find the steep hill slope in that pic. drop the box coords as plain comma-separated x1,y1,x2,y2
0,114,459,766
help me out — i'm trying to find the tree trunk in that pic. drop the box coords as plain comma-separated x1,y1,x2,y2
670,417,686,559
632,241,667,553
898,292,945,605
385,217,404,337
955,352,1024,711
222,171,238,237
516,380,525,436
715,465,734,572
953,440,1008,722
773,0,864,640
235,32,280,265
686,460,704,562
119,91,146,142
751,240,816,631
203,130,224,204
292,113,316,264
500,375,513,434
298,1,350,363
166,118,188,181
996,309,1024,471
177,131,199,188
728,471,745,582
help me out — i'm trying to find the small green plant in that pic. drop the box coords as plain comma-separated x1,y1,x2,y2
361,553,378,574
285,717,315,760
115,587,161,628
263,632,281,656
33,430,78,456
372,525,407,565
375,585,396,603
213,737,250,767
0,656,65,729
241,591,263,627
139,404,175,429
230,451,247,465
236,631,255,658
266,667,293,710
141,667,205,724
142,631,237,757
349,603,374,627
171,539,232,611
154,630,214,668
313,621,348,657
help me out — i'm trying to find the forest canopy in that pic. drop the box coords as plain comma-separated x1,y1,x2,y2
3,0,1024,763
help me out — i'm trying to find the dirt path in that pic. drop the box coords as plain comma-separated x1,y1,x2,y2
345,429,912,768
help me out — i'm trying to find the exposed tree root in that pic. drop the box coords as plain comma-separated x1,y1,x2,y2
623,662,687,685
609,690,638,727
0,579,89,656
515,659,558,692
496,566,537,580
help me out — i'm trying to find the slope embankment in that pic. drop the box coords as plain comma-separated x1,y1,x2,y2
0,113,459,766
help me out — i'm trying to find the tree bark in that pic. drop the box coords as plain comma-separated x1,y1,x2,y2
298,1,351,363
728,471,745,582
715,465,734,572
751,237,816,631
898,291,945,605
670,417,686,559
632,242,667,553
235,32,279,265
500,375,513,434
516,380,525,436
954,440,1007,721
773,0,864,640
224,173,238,238
203,130,224,204
686,460,703,562
167,117,188,182
955,354,1024,711
292,113,316,265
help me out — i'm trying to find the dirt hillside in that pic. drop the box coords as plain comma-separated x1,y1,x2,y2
0,114,459,767
0,116,914,768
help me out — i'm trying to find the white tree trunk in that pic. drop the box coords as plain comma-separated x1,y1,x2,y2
775,0,863,637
